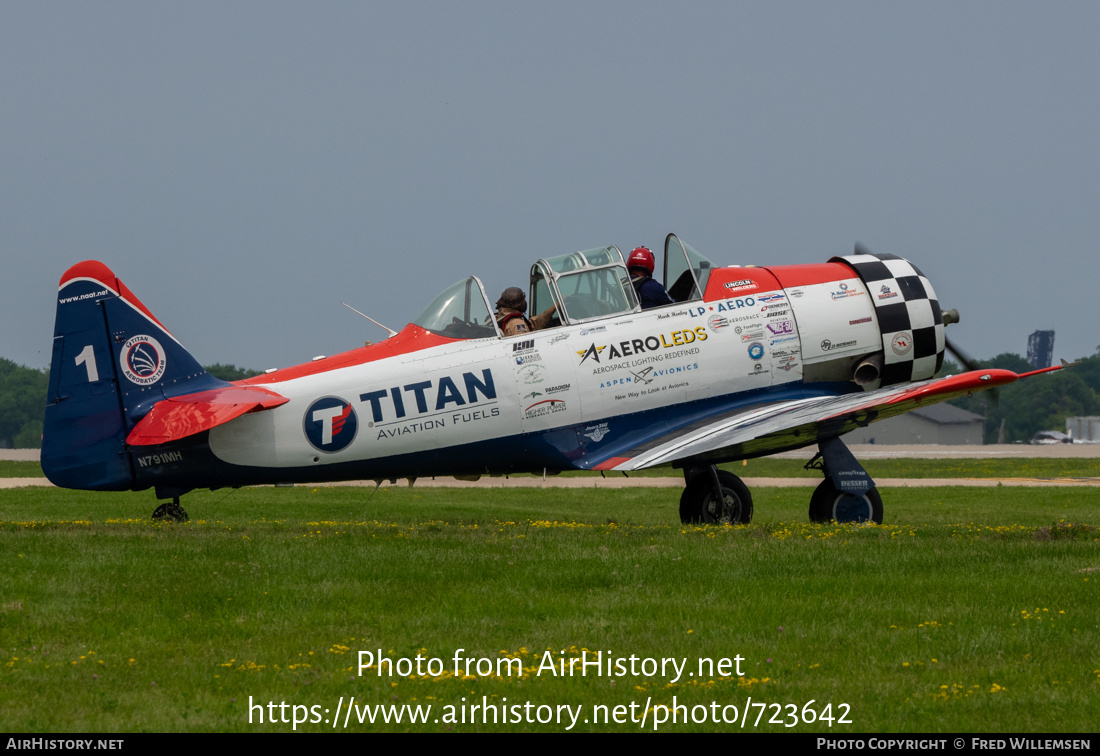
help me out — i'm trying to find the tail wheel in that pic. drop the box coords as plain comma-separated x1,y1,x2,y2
152,498,189,523
680,469,753,525
808,479,883,524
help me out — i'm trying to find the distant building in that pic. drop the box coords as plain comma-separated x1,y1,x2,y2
843,404,986,445
1066,416,1100,443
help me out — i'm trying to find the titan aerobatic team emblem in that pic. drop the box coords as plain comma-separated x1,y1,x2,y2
119,335,167,386
304,396,358,453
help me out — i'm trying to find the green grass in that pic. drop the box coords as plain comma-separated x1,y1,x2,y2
4,456,1099,479
1,484,1098,732
0,460,45,477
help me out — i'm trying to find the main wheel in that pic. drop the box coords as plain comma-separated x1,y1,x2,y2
680,470,753,525
808,479,882,524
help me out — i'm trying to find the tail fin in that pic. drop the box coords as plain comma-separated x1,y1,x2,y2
43,261,226,490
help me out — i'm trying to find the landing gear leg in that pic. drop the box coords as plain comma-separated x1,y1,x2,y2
679,465,753,525
805,437,882,524
152,497,189,523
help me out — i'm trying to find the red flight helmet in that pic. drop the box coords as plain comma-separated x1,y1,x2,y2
627,246,655,276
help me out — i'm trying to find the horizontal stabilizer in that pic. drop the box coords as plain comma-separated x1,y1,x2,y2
126,385,289,446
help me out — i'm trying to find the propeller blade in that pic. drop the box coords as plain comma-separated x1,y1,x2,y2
945,337,983,373
945,337,998,404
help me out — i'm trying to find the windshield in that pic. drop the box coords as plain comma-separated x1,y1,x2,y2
412,277,497,339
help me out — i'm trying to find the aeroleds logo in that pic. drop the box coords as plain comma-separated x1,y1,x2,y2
119,335,166,386
304,396,358,453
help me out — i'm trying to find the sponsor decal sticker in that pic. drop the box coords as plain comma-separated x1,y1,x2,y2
577,329,708,364
766,320,794,336
580,326,607,336
748,342,765,360
757,292,786,303
119,335,167,386
820,339,857,351
544,383,571,394
518,364,547,384
524,399,567,418
740,331,765,343
707,314,730,332
723,279,757,292
583,423,610,443
358,369,498,423
830,282,866,301
877,284,898,301
304,396,358,453
849,317,873,325
891,332,914,356
687,297,756,319
548,332,570,344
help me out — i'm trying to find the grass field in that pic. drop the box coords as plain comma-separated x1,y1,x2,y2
1,482,1098,732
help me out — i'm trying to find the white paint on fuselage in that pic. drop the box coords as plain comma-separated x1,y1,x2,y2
208,290,802,469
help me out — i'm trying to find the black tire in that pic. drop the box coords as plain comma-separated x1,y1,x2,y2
680,469,753,525
152,501,189,523
808,479,882,524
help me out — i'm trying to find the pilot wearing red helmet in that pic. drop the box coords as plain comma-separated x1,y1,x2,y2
627,247,673,309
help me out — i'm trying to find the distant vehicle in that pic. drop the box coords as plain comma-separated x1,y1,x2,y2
1030,430,1071,445
42,236,1068,525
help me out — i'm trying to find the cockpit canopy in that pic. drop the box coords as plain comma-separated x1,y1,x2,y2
530,246,639,324
411,234,715,340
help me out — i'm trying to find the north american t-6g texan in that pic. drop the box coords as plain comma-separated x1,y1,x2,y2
42,234,1066,523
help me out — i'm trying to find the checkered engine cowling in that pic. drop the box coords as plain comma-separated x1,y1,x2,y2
830,252,945,386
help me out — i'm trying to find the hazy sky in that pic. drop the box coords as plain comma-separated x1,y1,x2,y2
3,2,1098,372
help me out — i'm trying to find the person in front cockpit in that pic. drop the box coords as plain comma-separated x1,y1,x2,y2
494,287,556,337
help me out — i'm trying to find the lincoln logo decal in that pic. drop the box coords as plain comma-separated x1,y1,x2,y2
305,396,358,453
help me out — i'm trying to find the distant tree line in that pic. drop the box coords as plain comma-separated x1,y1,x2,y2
3,350,1100,449
0,359,260,448
940,349,1100,444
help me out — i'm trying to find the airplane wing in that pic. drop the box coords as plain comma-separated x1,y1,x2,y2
126,385,289,446
590,368,1036,472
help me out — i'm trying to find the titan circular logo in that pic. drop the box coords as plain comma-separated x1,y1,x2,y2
119,335,166,385
892,332,914,356
304,396,358,453
748,342,765,361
